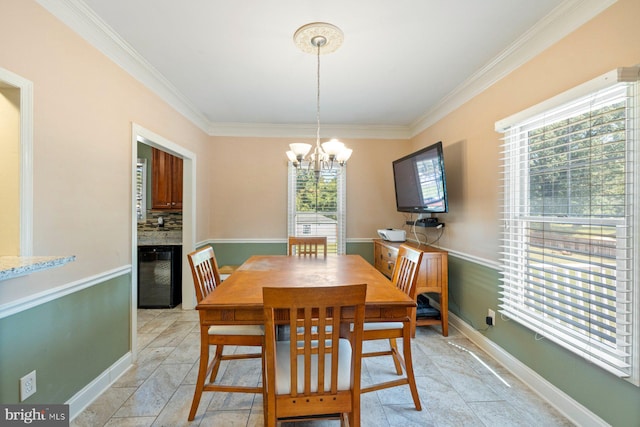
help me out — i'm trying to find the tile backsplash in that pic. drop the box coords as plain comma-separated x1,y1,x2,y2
138,211,182,231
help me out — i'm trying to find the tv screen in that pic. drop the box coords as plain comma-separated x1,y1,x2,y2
392,141,448,214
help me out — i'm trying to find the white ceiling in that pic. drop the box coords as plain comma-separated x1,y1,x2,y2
38,0,613,138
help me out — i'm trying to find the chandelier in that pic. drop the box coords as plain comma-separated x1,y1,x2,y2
286,22,352,179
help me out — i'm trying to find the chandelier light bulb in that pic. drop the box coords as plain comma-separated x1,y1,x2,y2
321,139,345,156
289,143,312,159
336,148,353,164
286,150,298,163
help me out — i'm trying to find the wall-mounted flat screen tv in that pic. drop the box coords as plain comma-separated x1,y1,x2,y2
392,141,448,213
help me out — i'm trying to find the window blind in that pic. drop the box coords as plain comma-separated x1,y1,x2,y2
498,67,639,383
136,158,147,221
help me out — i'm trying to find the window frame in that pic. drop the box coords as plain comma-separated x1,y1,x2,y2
496,67,640,385
287,163,347,255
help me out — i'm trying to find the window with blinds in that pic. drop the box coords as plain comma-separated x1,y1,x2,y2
496,67,639,384
136,158,147,222
287,163,346,254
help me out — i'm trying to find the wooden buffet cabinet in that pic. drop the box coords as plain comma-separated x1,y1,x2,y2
373,239,449,336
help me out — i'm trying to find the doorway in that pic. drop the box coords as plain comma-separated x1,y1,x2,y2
0,67,33,257
131,123,196,358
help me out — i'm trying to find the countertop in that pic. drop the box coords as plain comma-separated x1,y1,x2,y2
138,230,182,246
0,255,76,281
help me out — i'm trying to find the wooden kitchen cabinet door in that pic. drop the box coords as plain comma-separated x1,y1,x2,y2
170,155,183,209
152,148,183,210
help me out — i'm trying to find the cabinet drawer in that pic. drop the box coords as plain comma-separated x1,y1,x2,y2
374,242,398,279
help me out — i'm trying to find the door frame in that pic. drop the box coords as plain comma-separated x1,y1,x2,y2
0,67,33,256
130,123,197,358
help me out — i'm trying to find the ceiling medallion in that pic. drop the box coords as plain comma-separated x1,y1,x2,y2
293,22,344,55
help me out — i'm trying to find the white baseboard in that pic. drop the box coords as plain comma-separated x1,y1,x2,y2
447,311,610,427
66,352,133,421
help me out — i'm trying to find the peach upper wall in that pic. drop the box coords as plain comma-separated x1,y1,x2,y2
411,0,640,262
0,0,211,302
208,136,411,239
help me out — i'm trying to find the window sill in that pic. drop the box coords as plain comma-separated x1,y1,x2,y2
0,255,76,281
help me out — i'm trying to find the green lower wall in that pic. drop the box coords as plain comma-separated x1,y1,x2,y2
447,255,640,427
209,242,286,267
0,273,131,404
209,240,374,267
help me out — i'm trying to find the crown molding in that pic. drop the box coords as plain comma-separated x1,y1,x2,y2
36,0,616,140
209,122,411,140
35,0,213,133
409,0,618,138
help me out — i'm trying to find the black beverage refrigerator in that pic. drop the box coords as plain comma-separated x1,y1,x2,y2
137,245,182,308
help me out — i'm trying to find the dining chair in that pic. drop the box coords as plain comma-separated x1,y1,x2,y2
354,244,424,411
288,236,328,257
186,246,264,421
262,284,367,427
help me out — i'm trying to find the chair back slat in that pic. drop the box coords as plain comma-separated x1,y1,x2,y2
187,246,221,302
391,245,423,299
288,236,328,257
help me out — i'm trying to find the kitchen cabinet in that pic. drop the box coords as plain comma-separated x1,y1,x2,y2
152,148,183,210
374,239,449,336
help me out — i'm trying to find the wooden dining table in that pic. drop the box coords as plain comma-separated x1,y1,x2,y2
193,254,417,424
196,254,416,325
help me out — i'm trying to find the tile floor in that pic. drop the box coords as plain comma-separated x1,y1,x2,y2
71,307,574,426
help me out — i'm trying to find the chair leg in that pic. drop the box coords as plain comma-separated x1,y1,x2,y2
262,352,268,423
209,344,225,383
264,364,277,427
388,338,404,375
347,411,360,427
351,389,361,427
189,334,210,421
265,395,277,427
401,325,422,411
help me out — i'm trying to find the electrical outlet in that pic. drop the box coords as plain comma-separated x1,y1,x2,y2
487,309,496,326
20,370,36,401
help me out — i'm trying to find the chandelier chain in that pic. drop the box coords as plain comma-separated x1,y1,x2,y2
316,42,321,147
